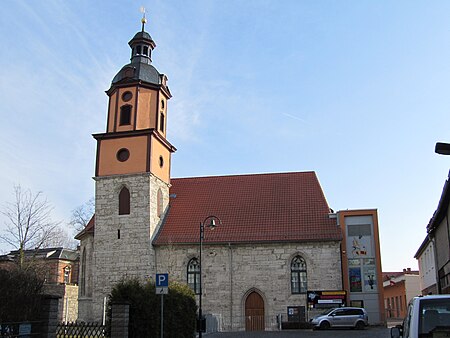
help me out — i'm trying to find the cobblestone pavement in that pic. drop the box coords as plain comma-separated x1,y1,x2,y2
206,326,391,338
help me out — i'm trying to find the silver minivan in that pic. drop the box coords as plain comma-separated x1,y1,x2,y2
310,307,369,330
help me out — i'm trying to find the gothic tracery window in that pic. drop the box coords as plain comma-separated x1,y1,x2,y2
291,255,307,294
187,258,200,294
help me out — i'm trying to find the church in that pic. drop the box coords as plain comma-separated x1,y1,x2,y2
76,19,384,332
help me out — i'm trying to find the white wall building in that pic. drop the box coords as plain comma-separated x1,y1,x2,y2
415,236,437,295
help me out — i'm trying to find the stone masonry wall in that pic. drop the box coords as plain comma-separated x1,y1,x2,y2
155,241,342,331
77,234,94,322
43,284,78,322
91,173,169,321
64,284,79,322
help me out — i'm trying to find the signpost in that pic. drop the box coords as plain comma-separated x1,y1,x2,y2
156,273,169,294
156,273,169,338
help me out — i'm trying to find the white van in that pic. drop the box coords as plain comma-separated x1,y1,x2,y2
391,295,450,338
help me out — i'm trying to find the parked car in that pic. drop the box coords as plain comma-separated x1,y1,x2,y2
391,295,450,338
310,307,369,330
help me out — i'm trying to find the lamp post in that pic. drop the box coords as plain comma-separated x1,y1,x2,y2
435,142,450,155
198,215,222,338
433,141,450,294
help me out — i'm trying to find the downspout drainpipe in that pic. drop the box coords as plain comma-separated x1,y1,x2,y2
228,243,233,331
430,234,441,294
447,215,450,268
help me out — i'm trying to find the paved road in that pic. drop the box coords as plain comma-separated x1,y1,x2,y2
207,326,391,338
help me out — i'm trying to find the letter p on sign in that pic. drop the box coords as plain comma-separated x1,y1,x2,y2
156,273,168,287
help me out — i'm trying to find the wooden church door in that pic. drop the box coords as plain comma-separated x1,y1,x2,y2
245,291,265,331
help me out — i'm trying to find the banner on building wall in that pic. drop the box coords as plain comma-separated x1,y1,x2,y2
307,290,347,308
346,223,374,258
349,267,362,292
364,267,377,291
348,258,378,293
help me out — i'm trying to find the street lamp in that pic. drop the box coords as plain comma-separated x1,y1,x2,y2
198,215,222,337
432,141,450,293
435,142,450,155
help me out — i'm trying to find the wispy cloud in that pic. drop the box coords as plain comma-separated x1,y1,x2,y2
282,112,308,123
0,1,118,224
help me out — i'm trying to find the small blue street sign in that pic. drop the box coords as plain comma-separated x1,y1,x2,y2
156,273,169,287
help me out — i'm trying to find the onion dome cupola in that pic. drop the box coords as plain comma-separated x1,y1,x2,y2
110,17,170,91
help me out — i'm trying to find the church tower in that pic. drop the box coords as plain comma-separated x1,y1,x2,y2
80,18,176,320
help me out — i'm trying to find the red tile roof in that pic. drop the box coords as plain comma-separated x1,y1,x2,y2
153,171,341,245
382,270,419,281
74,215,95,240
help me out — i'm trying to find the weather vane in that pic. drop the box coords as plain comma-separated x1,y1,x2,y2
140,6,147,31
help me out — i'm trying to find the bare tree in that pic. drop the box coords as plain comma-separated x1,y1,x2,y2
0,185,62,268
44,225,78,249
69,197,94,233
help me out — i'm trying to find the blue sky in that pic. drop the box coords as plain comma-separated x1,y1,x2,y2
1,0,450,271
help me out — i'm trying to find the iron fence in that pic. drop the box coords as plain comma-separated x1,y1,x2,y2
56,322,108,338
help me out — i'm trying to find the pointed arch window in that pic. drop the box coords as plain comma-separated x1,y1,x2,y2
187,258,200,294
157,188,163,217
291,255,307,294
80,249,86,296
119,187,130,215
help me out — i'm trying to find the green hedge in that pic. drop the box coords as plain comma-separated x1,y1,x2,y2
108,278,197,338
0,268,44,322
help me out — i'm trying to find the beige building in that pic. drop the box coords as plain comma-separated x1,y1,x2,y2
76,22,384,331
382,269,420,319
415,236,437,295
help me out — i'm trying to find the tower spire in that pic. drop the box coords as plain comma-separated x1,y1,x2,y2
140,6,147,32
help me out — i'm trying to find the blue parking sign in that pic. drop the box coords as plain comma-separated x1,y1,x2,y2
156,273,169,287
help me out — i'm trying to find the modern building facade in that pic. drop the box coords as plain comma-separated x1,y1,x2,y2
336,209,385,324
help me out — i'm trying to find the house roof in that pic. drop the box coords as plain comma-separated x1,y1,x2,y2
75,215,95,240
2,247,79,261
153,171,341,245
414,235,431,258
382,270,419,282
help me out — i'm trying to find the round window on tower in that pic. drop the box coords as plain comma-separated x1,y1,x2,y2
159,155,164,168
122,91,133,102
117,148,130,162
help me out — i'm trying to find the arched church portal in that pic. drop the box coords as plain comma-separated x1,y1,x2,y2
245,291,265,331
